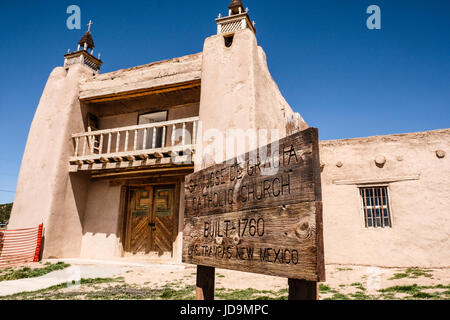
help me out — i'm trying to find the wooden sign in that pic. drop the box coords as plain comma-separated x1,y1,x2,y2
182,128,325,282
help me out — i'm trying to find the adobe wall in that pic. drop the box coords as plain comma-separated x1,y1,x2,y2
8,64,94,258
80,179,186,262
319,129,450,268
197,29,307,170
79,53,202,100
80,181,123,259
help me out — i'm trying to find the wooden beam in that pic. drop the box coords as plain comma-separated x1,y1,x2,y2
137,154,149,160
80,80,201,103
91,165,194,179
333,175,421,185
288,279,318,300
109,172,192,186
196,265,215,300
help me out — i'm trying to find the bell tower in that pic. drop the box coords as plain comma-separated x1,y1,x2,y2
64,20,102,72
216,0,256,35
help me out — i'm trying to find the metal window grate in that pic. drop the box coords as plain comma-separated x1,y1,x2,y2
360,187,392,228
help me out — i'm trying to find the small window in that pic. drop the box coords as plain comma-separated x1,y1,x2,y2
138,111,167,149
359,187,392,228
224,35,234,47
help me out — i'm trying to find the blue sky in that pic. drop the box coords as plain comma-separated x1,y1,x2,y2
0,0,449,203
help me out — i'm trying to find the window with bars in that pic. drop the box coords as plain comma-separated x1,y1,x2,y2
359,187,392,228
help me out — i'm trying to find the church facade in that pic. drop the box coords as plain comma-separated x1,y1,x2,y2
9,1,449,268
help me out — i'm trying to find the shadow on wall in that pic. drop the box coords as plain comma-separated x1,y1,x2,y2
79,178,122,237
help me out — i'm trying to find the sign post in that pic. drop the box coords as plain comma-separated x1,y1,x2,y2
183,127,325,300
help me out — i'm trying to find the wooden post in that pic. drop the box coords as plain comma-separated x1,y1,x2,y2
288,279,318,300
196,265,215,300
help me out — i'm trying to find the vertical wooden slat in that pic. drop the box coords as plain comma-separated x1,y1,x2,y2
162,126,166,148
182,122,186,146
193,121,197,145
125,131,129,152
107,133,112,154
82,136,87,156
99,134,104,154
116,132,121,153
152,127,156,149
171,124,176,146
133,129,138,151
90,135,95,155
143,128,147,150
74,137,79,157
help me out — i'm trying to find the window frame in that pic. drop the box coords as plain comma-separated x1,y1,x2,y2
137,110,168,125
136,110,168,149
358,185,393,228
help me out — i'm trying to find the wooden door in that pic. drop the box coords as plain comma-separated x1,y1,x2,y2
126,187,153,254
151,186,175,255
125,185,176,255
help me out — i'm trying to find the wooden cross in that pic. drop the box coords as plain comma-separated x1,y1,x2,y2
87,20,93,32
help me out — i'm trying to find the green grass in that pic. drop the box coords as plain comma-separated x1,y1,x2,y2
0,262,70,282
1,278,198,300
325,292,350,300
318,280,449,300
379,284,421,294
4,280,449,300
336,267,353,271
350,282,366,291
318,284,333,293
215,288,287,300
378,284,448,299
389,268,433,280
0,277,118,300
1,265,448,301
350,291,372,300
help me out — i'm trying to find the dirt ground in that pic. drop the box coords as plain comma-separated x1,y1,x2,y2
121,263,450,299
1,261,449,300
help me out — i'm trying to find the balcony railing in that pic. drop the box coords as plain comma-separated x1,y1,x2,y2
69,116,198,171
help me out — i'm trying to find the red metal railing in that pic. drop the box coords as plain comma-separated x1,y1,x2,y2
0,224,43,269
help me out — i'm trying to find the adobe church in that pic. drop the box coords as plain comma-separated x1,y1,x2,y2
9,1,449,269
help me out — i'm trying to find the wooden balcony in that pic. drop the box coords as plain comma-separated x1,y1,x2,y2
69,117,198,173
